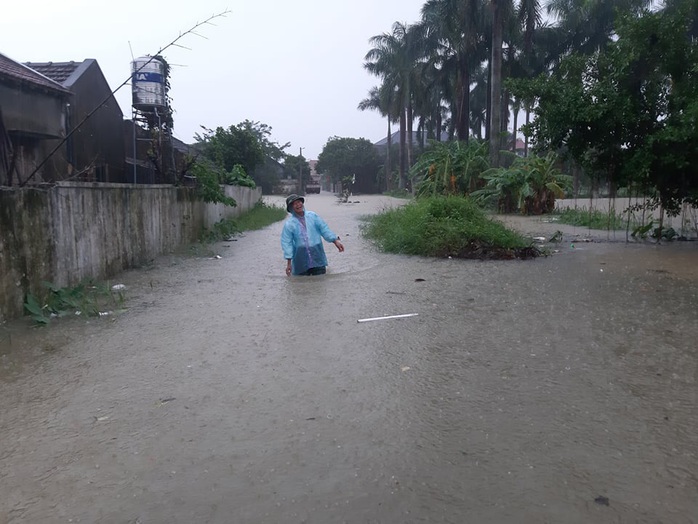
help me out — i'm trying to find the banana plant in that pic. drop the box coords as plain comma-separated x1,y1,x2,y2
472,152,572,214
412,140,489,197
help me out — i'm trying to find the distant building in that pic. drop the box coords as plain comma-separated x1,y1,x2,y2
26,59,125,182
0,52,71,185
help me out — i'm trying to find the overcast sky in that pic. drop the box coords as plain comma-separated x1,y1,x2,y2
2,0,429,159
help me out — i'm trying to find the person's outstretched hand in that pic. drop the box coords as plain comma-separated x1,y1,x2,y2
334,239,344,252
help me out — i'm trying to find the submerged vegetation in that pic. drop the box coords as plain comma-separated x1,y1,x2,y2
24,280,125,325
362,196,539,260
553,207,630,231
200,200,286,243
234,201,287,231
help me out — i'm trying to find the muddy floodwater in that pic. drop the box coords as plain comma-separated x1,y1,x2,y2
1,193,697,524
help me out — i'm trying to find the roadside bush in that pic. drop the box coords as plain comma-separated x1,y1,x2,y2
362,195,539,259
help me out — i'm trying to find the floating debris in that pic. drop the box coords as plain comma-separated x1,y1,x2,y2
357,313,419,323
549,231,563,243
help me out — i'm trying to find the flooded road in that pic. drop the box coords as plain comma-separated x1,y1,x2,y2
1,193,697,523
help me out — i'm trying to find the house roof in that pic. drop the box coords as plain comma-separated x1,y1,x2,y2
374,130,450,147
172,135,200,156
24,59,95,88
0,52,70,94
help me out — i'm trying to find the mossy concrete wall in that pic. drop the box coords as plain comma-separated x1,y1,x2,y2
0,182,261,322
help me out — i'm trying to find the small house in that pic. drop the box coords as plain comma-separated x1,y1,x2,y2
0,52,71,186
25,59,125,183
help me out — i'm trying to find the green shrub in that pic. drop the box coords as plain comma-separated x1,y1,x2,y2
220,164,256,188
362,195,538,259
192,162,237,207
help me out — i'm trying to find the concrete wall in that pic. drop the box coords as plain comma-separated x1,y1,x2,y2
0,182,262,322
555,198,698,237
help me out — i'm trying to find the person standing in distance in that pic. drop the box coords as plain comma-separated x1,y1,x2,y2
281,194,344,276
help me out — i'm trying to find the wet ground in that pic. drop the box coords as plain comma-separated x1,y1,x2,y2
1,193,697,523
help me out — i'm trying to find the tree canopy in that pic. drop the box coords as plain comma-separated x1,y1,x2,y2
359,0,697,218
315,137,382,194
195,120,290,194
510,1,698,213
195,123,264,175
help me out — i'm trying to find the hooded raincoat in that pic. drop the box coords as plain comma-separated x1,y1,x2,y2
281,210,339,275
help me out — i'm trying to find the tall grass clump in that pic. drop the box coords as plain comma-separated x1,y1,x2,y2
362,195,539,259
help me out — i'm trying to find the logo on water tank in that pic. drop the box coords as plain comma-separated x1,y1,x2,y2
133,72,164,83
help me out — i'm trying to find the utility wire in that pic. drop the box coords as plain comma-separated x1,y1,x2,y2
20,10,230,187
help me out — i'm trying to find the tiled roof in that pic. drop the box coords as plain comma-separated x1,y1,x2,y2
24,61,81,85
0,52,70,94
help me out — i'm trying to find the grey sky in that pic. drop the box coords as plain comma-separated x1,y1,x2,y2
2,0,427,159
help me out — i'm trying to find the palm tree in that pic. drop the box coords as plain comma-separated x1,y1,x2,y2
497,0,543,154
488,0,546,166
358,85,399,190
469,65,489,139
365,22,421,189
547,0,653,56
412,60,447,144
489,0,506,168
419,0,489,143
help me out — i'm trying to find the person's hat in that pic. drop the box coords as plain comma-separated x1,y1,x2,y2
286,194,305,212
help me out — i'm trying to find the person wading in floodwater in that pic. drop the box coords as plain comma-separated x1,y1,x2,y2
281,194,344,276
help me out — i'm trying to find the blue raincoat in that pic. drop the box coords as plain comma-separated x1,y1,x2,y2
281,210,339,275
